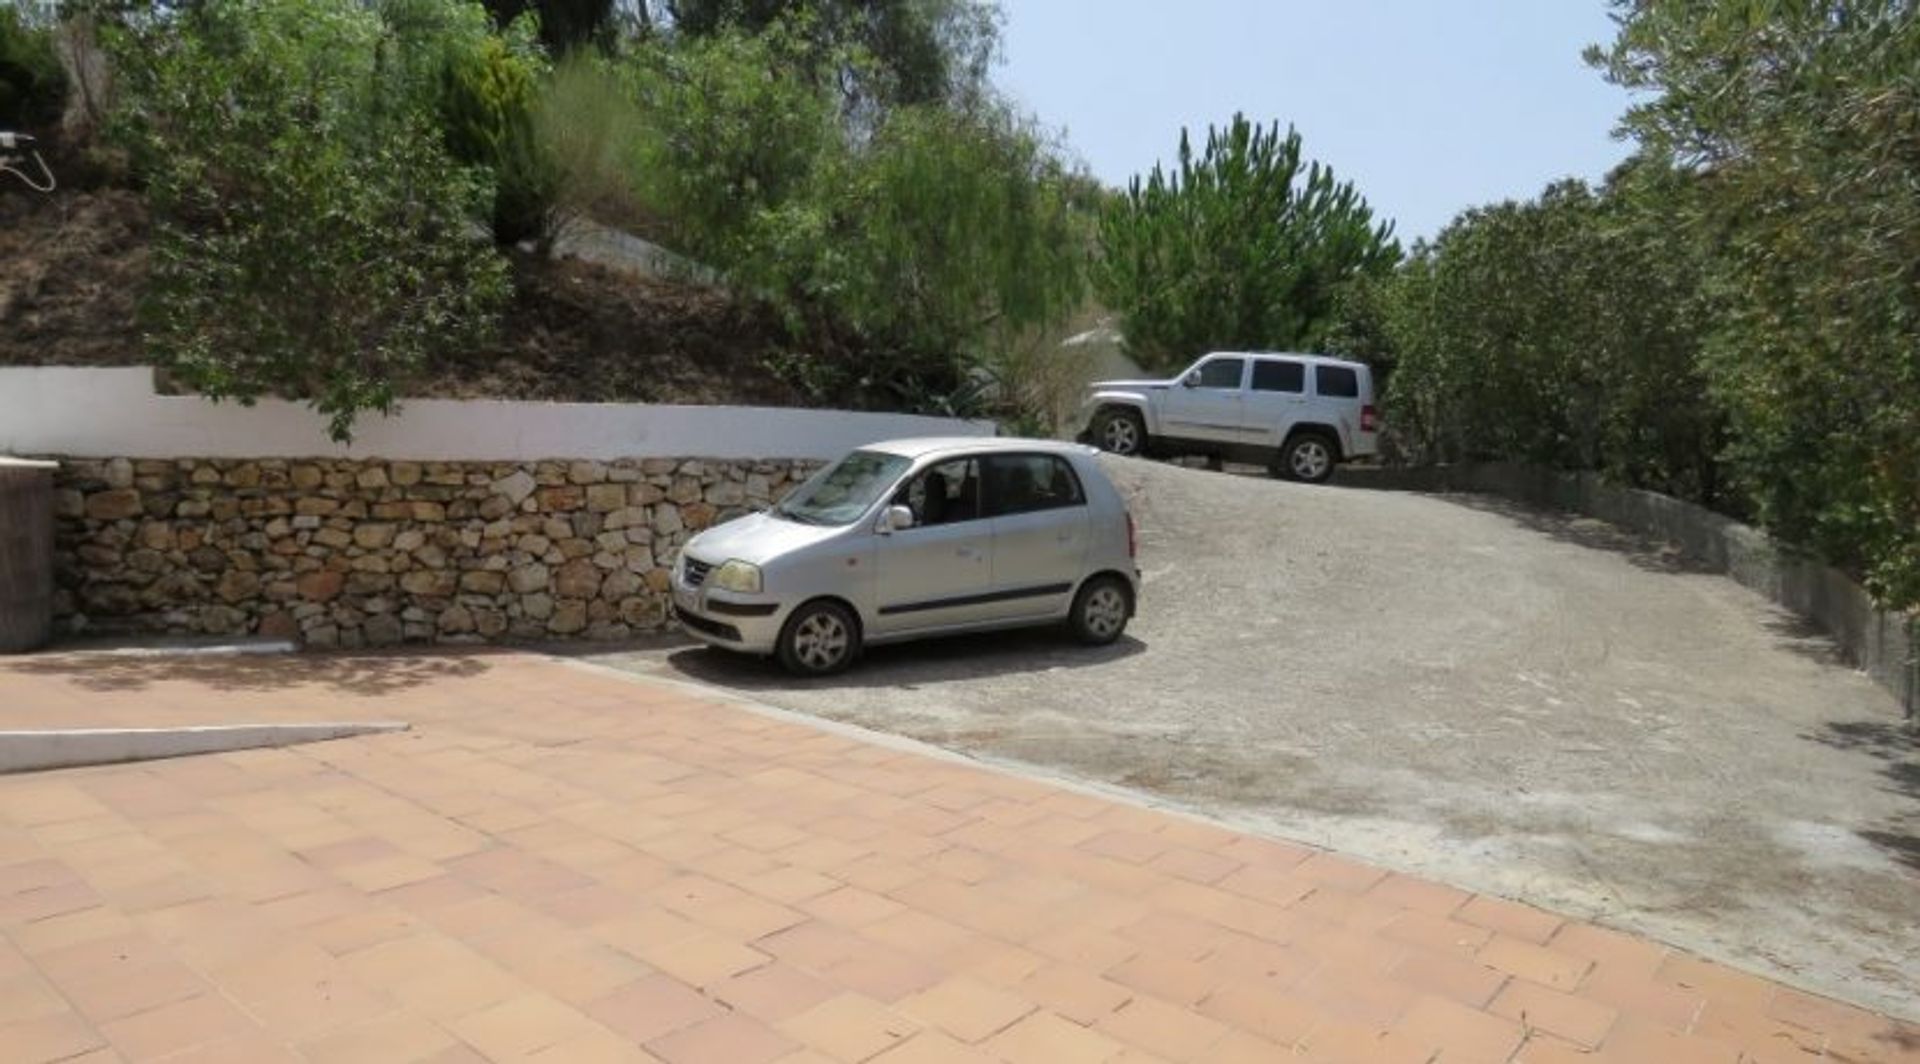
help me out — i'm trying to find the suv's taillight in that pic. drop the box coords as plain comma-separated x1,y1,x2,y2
1125,511,1137,559
1361,404,1379,433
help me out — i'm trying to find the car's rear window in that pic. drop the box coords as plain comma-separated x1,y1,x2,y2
1316,365,1360,398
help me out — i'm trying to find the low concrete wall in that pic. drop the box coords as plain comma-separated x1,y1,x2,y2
1337,463,1917,718
0,366,993,461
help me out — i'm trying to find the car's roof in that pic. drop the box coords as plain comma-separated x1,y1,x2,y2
861,436,1094,461
1207,350,1368,369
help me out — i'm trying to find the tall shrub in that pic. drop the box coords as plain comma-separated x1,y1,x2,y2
110,0,509,441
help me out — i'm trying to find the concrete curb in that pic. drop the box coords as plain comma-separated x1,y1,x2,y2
1337,462,1917,718
0,721,409,774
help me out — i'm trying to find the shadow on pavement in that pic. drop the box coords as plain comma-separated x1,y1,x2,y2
1440,493,1720,576
1804,719,1920,872
662,628,1147,693
2,647,494,697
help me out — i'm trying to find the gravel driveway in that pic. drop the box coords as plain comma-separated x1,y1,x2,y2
590,455,1920,1019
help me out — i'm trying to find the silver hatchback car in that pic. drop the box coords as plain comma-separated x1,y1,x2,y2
670,438,1141,675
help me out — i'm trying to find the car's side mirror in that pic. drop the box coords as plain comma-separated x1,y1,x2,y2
877,505,915,535
1182,371,1200,388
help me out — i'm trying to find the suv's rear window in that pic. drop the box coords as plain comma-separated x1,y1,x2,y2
1251,360,1305,393
1316,365,1360,398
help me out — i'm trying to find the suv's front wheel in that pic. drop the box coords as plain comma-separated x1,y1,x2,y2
1276,431,1338,483
1093,408,1148,457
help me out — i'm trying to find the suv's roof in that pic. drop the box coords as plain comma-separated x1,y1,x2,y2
1207,351,1369,370
862,436,1093,461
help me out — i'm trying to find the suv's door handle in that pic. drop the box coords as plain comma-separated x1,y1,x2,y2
956,545,979,559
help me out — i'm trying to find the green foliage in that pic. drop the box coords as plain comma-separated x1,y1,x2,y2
1094,115,1400,373
522,54,650,237
612,20,1086,413
1352,172,1717,498
109,0,510,441
0,5,66,131
664,0,1000,111
1589,0,1920,608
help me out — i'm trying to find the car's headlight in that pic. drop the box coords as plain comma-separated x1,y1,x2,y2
710,560,763,594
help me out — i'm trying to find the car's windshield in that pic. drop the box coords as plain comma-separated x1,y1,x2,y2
772,450,912,526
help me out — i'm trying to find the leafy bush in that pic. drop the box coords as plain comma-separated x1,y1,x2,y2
610,22,1089,415
1094,115,1400,373
109,0,509,441
1352,174,1716,499
1587,0,1920,609
0,5,65,132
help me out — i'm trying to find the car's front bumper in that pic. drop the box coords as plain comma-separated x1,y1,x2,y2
669,576,786,654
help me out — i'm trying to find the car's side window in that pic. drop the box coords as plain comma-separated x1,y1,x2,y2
1316,365,1360,398
1191,358,1246,390
893,458,980,528
1251,360,1306,394
984,455,1085,518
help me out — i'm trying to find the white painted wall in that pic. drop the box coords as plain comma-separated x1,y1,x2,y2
0,367,994,461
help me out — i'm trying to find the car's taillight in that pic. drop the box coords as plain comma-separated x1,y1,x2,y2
1361,404,1379,433
1125,511,1137,559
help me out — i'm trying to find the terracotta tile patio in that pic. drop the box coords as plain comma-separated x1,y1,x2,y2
0,648,1915,1062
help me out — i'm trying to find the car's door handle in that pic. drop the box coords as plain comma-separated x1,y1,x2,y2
956,545,979,558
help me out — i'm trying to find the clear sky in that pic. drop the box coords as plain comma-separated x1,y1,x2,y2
994,1,1636,242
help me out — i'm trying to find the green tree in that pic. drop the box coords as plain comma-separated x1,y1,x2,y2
109,0,509,441
1590,0,1920,607
663,0,999,111
1094,115,1400,372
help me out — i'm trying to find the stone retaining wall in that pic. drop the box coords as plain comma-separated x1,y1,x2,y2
48,456,820,646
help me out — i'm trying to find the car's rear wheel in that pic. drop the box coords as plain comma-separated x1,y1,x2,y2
1094,408,1148,457
1276,431,1337,484
1069,575,1132,646
776,599,859,676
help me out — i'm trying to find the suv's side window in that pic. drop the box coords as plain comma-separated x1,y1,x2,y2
1251,360,1306,394
893,458,979,527
983,455,1085,518
1191,357,1246,390
1316,365,1360,398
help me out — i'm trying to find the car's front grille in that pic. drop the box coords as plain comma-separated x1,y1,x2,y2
672,606,741,642
682,556,713,588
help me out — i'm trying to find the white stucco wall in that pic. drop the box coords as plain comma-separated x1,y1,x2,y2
0,367,994,461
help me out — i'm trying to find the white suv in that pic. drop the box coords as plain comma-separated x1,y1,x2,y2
1079,351,1379,482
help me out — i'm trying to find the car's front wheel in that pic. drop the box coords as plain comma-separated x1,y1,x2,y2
776,599,859,676
1069,575,1132,646
1093,407,1148,457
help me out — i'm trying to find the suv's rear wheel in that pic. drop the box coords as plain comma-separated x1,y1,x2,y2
1277,431,1337,484
776,600,859,676
1069,575,1132,646
1094,408,1148,457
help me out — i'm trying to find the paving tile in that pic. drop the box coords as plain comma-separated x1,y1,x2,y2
587,972,727,1044
1456,895,1566,946
445,993,600,1059
1094,993,1230,1061
1490,978,1618,1048
647,1012,796,1064
1,1011,109,1063
98,992,262,1061
984,1010,1128,1064
1478,933,1591,991
897,976,1035,1043
777,991,920,1060
1392,993,1527,1062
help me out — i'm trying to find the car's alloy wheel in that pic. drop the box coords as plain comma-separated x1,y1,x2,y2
1281,434,1335,483
1096,409,1145,457
1070,577,1130,645
778,601,858,675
